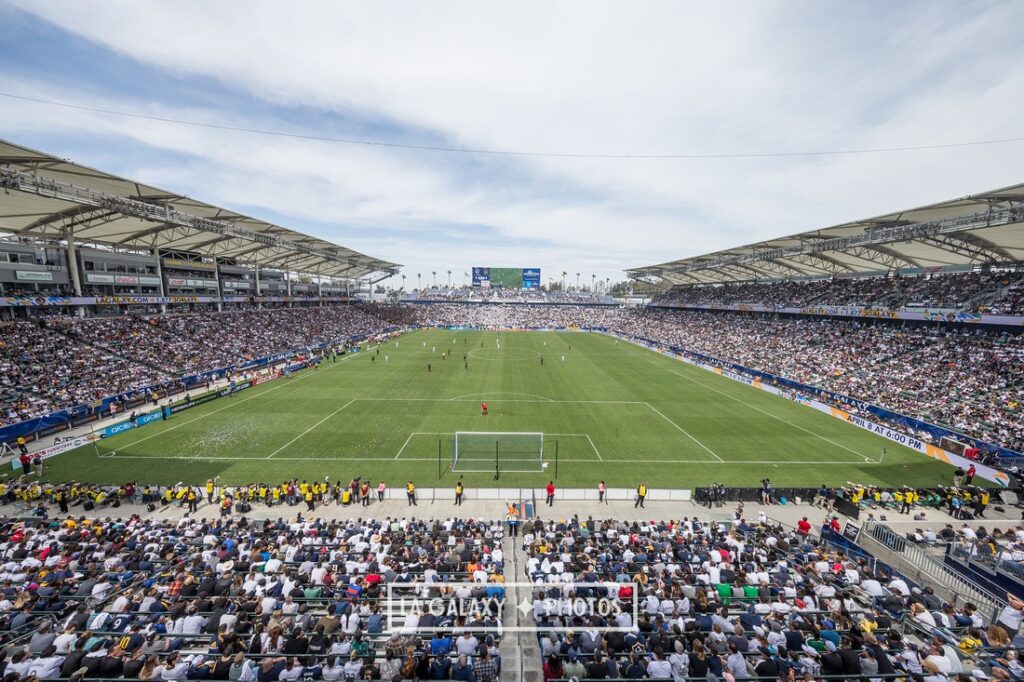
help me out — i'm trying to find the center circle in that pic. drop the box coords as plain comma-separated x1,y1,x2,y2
467,347,541,361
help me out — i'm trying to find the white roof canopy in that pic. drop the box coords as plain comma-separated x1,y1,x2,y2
629,184,1024,284
0,139,400,280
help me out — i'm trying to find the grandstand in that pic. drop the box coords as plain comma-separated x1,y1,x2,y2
3,148,1024,682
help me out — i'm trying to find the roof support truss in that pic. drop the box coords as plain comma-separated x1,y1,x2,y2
919,234,1014,263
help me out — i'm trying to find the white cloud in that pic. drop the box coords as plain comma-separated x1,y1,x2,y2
3,0,1023,283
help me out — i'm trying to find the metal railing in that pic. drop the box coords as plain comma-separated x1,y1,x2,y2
862,518,1007,618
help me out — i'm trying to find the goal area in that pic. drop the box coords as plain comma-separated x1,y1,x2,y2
451,432,544,473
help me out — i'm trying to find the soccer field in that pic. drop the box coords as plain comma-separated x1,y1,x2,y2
45,329,954,488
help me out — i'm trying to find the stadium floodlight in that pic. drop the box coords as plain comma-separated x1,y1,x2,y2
451,432,544,473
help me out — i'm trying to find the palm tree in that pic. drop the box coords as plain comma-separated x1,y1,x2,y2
447,270,452,288
432,271,437,287
591,274,596,292
561,271,567,290
575,273,580,290
401,274,406,291
417,273,421,290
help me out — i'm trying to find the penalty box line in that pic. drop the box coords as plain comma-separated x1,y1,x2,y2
391,432,598,458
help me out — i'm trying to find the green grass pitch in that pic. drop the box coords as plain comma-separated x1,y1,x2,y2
44,329,954,488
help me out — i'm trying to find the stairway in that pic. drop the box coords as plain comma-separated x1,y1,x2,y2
503,531,542,682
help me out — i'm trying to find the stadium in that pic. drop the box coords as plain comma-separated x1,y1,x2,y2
1,4,1024,682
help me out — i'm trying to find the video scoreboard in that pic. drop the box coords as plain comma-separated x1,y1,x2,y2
472,267,541,289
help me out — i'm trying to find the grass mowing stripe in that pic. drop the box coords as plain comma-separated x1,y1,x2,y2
630,346,878,462
265,398,358,459
105,353,351,454
642,401,723,461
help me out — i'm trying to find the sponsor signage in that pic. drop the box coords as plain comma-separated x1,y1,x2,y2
12,433,100,468
15,270,54,282
88,274,162,286
100,410,164,438
162,258,216,271
169,391,219,414
168,277,217,287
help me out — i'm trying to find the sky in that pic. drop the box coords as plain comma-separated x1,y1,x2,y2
1,1,1023,289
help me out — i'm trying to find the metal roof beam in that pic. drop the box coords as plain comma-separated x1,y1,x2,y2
844,245,920,269
783,253,854,274
920,234,1014,263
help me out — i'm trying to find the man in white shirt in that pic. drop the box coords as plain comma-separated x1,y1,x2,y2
860,577,884,597
455,632,479,655
264,553,283,574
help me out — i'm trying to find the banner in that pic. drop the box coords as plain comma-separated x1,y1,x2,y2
162,258,216,271
99,410,164,438
16,270,54,282
170,391,219,414
11,433,101,469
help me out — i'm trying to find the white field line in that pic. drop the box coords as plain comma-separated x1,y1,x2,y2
642,402,724,462
361,398,645,404
634,351,878,462
447,392,554,402
96,455,437,461
104,352,359,454
558,458,880,464
394,433,416,460
585,434,603,461
91,454,876,464
265,398,357,459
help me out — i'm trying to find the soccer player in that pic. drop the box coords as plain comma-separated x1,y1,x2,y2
428,363,431,372
481,402,488,416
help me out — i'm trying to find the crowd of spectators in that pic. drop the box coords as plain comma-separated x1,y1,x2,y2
521,514,1019,682
0,513,507,681
1,306,393,426
652,270,1024,314
403,288,614,304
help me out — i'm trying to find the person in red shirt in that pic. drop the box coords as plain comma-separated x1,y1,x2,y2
545,481,555,506
481,402,488,416
829,516,841,533
966,464,977,485
797,517,812,536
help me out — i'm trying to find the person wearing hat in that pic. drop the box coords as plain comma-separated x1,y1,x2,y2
798,645,822,677
753,646,779,679
820,640,843,678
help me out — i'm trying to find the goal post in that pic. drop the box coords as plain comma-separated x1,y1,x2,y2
451,432,544,473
